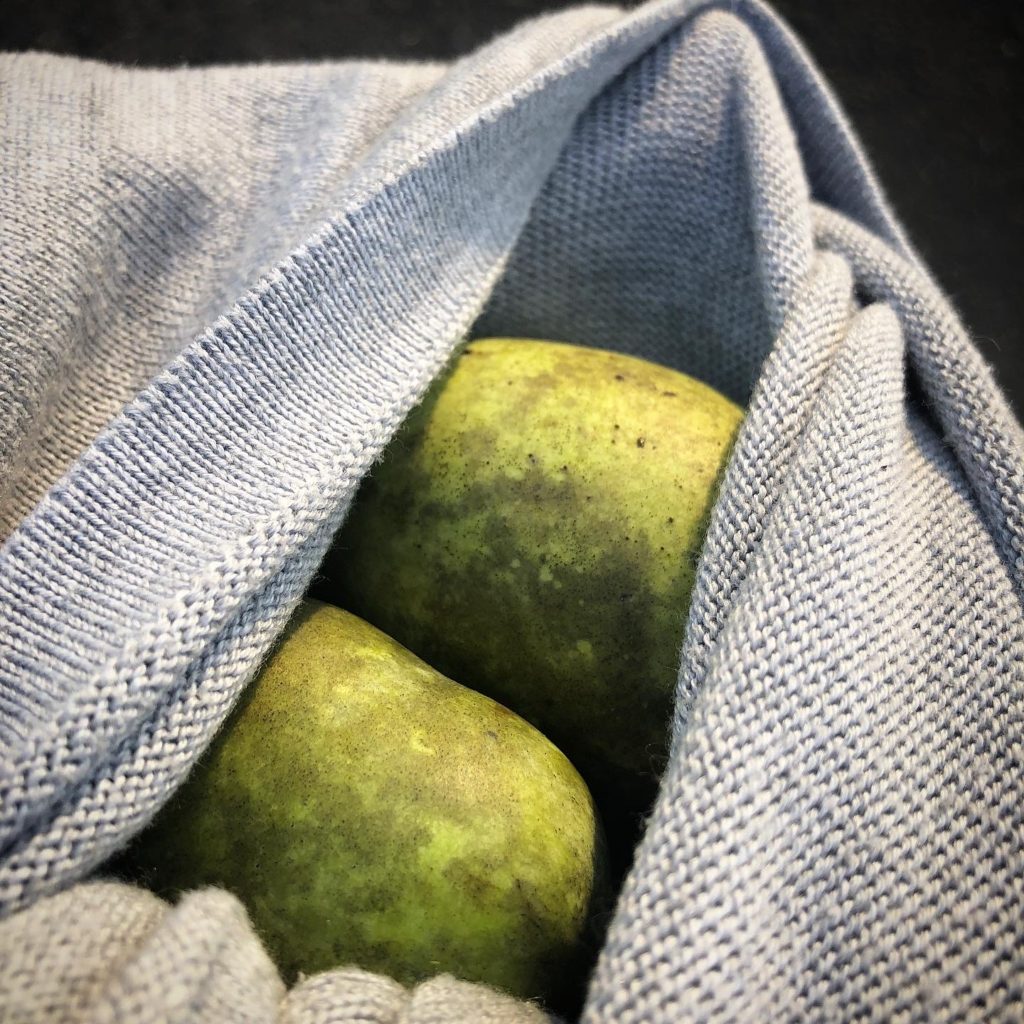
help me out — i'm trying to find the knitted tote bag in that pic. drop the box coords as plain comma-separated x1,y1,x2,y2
1,0,1022,1020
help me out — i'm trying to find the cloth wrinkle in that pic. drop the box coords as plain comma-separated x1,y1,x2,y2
1,0,1021,1021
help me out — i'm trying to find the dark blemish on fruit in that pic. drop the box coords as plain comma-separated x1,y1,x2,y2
614,374,625,381
561,465,568,472
614,424,620,430
667,517,674,524
636,438,646,448
528,453,537,464
662,390,676,397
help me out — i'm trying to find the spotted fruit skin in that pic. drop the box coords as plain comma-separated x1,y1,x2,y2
325,338,744,868
116,600,606,1010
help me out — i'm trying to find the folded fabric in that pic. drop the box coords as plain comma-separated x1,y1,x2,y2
0,881,551,1023
1,0,1021,1020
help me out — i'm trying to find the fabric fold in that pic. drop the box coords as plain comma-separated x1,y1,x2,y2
1,0,1021,1020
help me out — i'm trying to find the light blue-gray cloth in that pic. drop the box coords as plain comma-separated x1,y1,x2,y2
1,0,1022,1021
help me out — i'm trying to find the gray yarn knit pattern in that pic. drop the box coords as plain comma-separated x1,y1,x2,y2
1,0,1022,1021
0,881,550,1023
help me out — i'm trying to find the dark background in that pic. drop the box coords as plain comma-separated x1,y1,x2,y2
4,0,1022,413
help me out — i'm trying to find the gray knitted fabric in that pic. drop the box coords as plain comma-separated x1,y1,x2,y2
1,0,1022,1021
0,881,550,1023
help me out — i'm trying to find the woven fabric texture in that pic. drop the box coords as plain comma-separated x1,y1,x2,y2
1,0,1022,1020
0,881,550,1023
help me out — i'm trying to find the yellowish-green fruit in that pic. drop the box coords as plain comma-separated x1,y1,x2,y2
114,600,607,1009
323,338,743,871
